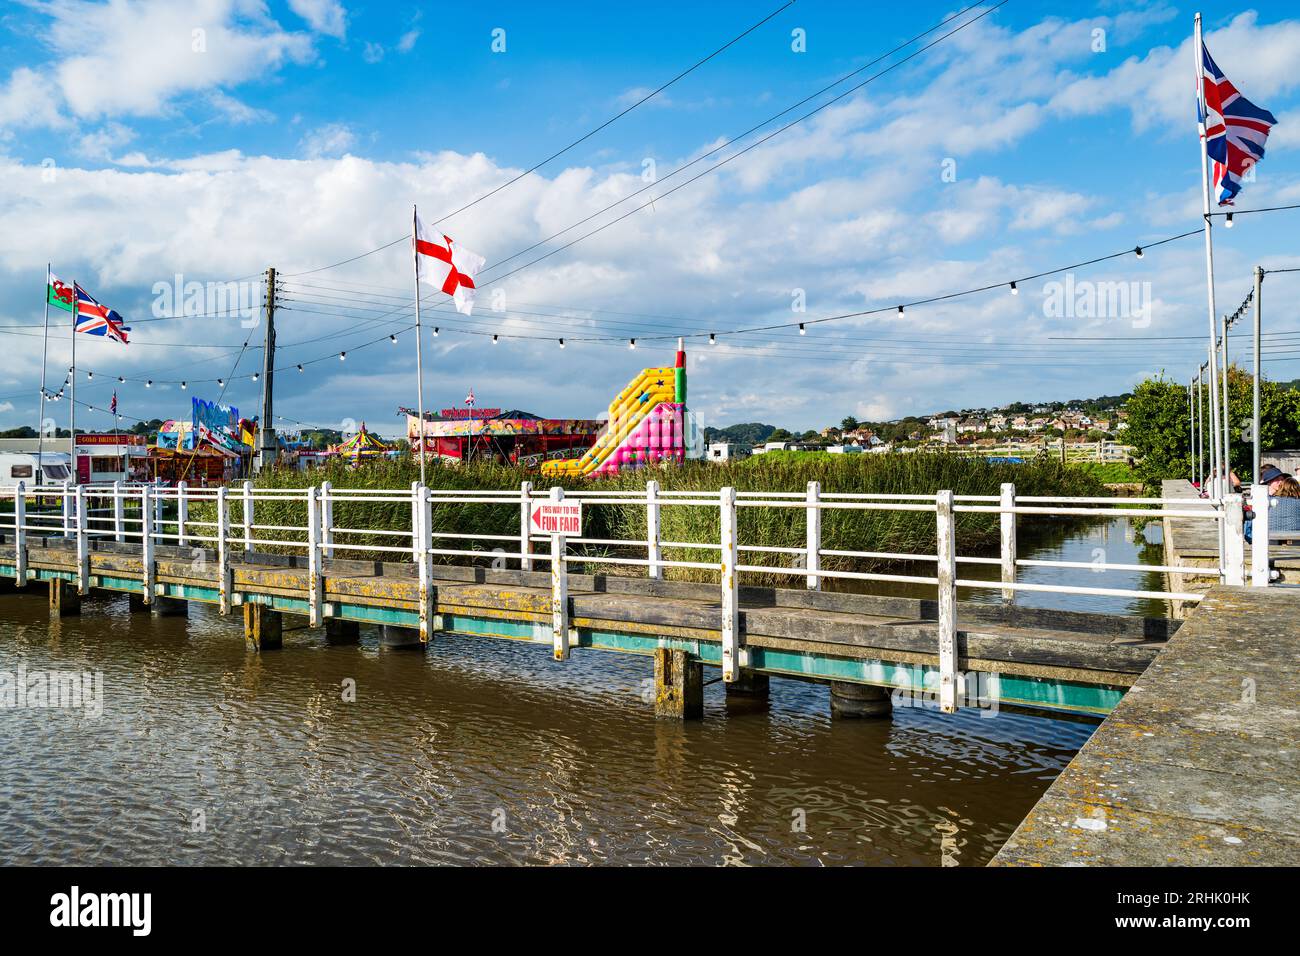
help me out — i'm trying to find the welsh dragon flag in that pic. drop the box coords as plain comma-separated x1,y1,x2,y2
47,273,75,313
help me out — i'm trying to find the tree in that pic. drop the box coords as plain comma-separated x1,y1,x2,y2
1126,367,1300,487
840,416,859,432
768,428,795,443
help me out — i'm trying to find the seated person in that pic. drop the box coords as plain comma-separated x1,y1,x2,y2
1245,469,1300,543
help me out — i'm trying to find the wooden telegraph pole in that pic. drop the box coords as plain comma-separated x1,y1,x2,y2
256,267,278,472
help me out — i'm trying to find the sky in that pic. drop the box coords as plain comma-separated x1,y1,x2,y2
2,0,1300,440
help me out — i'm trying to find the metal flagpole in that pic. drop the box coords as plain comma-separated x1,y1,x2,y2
1252,266,1263,482
1221,313,1231,486
1194,12,1224,499
70,279,77,486
412,204,427,486
37,264,51,483
1188,379,1195,484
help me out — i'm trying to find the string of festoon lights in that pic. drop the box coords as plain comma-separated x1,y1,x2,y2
32,221,1258,399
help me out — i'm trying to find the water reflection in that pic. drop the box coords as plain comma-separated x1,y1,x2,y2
0,522,1159,866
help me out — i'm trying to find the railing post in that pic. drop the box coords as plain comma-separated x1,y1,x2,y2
519,480,533,572
550,486,570,661
13,482,26,586
242,479,254,552
646,479,662,580
417,485,434,643
999,482,1016,603
319,480,333,559
1224,492,1246,586
805,480,821,590
1250,484,1270,587
74,483,89,594
154,478,164,529
935,490,958,714
176,481,188,548
112,479,124,543
61,479,71,538
305,486,322,626
216,485,231,615
140,483,155,605
720,485,740,683
410,481,422,561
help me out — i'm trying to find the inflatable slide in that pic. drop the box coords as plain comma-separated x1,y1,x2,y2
541,342,689,478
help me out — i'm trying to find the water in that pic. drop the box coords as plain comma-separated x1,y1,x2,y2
0,520,1166,866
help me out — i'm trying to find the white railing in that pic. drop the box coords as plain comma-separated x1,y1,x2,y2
2,479,1254,712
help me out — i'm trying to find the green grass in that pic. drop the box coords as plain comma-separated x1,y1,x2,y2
189,454,1107,583
1071,461,1140,484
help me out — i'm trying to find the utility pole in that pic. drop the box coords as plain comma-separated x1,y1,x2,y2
256,267,278,472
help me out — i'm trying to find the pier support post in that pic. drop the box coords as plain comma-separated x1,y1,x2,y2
325,618,360,645
829,681,892,718
379,625,422,649
49,577,81,617
243,602,282,651
726,669,770,699
654,648,703,720
152,595,188,617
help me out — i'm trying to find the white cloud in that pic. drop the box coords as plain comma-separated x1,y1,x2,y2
207,90,274,124
9,0,315,123
288,0,347,39
362,41,384,64
0,66,68,129
397,29,419,54
1050,12,1300,132
299,123,356,158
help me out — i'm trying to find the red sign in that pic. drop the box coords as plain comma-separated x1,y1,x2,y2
76,433,145,446
530,500,583,536
438,408,501,420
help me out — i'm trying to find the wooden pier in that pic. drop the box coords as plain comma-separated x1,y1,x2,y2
0,533,1176,718
991,584,1300,865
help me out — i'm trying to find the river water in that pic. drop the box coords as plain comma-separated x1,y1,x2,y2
0,518,1164,866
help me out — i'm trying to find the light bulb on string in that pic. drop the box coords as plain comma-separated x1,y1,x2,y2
297,364,304,372
628,338,636,349
145,380,152,388
709,333,716,345
1010,281,1018,295
798,323,806,335
492,335,498,344
389,335,397,344
1134,246,1144,259
1225,213,1234,228
181,382,187,390
217,379,224,387
559,338,565,349
339,352,346,361
433,327,439,336
252,373,259,382
898,305,905,316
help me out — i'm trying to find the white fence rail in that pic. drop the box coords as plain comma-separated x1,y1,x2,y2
2,478,1261,713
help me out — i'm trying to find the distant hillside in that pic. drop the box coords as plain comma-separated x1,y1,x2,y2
703,422,777,445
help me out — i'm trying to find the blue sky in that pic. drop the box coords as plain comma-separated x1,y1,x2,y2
2,1,1300,439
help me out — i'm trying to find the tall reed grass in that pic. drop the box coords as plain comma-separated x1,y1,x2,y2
191,454,1106,583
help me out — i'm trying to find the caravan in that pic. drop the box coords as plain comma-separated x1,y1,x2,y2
0,452,72,488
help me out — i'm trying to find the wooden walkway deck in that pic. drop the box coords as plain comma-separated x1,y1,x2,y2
0,533,1178,717
991,584,1300,865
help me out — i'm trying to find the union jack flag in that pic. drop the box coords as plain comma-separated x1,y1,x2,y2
465,387,475,407
110,391,117,415
1200,41,1277,206
74,283,130,345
